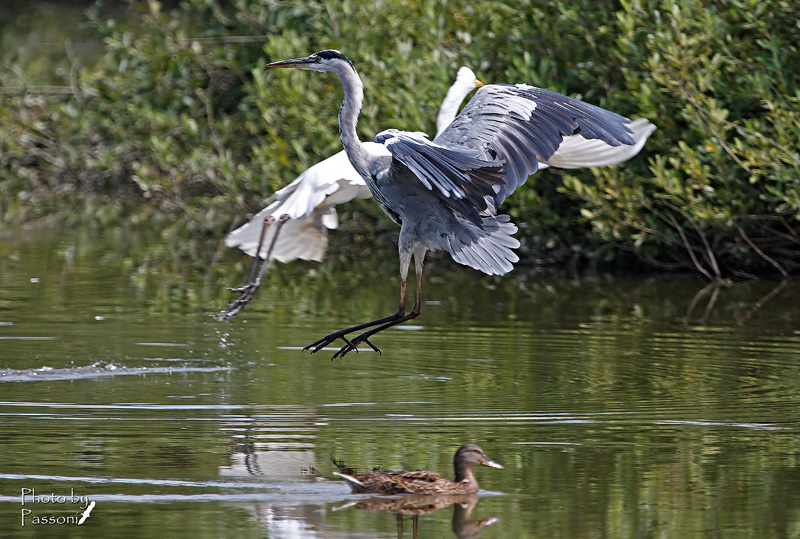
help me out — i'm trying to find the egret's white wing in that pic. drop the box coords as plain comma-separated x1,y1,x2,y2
225,149,371,261
264,150,369,219
540,118,656,170
225,206,335,262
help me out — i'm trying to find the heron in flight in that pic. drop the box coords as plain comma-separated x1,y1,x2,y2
222,67,484,318
223,65,653,321
265,50,651,357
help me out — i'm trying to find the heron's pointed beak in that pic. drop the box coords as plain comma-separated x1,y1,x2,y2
482,457,503,470
266,56,318,69
475,79,484,88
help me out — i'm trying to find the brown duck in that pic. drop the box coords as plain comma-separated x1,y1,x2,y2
333,444,503,495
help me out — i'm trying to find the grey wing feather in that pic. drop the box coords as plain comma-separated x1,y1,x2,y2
434,84,636,204
375,130,506,224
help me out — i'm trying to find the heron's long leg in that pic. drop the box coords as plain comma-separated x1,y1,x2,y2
303,301,410,356
329,260,423,359
307,244,425,359
221,214,290,320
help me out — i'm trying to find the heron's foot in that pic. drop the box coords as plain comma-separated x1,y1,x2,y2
303,330,381,360
303,308,411,359
303,327,383,359
303,331,358,355
332,333,382,360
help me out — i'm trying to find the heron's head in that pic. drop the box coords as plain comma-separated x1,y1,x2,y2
266,49,355,74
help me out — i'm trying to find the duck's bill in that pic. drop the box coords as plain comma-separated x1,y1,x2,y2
266,56,317,69
482,458,504,470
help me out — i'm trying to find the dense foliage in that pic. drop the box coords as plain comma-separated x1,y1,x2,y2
0,0,798,277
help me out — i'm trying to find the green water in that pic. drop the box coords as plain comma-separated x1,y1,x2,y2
0,225,798,538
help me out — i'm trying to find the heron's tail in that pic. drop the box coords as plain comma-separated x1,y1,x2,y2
446,212,520,276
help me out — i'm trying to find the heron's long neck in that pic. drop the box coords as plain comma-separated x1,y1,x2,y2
335,66,371,179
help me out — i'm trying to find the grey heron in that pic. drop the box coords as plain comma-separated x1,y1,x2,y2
266,50,651,358
223,69,655,321
222,67,484,318
225,68,483,264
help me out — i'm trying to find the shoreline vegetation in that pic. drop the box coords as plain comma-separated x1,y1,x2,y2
1,0,798,278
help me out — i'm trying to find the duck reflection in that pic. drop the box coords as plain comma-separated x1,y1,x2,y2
334,494,499,539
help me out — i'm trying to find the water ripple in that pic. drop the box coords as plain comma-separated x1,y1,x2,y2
0,363,233,382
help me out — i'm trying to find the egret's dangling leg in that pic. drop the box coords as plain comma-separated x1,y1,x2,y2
222,214,290,319
243,215,273,287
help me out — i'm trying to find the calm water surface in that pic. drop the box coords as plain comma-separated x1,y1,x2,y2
0,226,799,538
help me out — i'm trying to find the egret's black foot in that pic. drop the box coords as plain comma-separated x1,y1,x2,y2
221,214,291,321
227,283,256,295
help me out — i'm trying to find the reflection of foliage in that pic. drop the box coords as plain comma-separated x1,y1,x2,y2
1,0,799,277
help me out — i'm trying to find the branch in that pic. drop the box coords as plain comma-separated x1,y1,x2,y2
664,211,713,280
687,95,798,165
662,201,720,278
742,279,788,322
734,223,788,277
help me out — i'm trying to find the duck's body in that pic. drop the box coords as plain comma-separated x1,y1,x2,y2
335,469,481,496
334,444,503,495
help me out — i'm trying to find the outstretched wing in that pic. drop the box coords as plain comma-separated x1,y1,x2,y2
263,149,372,219
434,84,636,204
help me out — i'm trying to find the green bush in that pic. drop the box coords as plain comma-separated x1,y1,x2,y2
0,0,798,277
562,0,800,276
